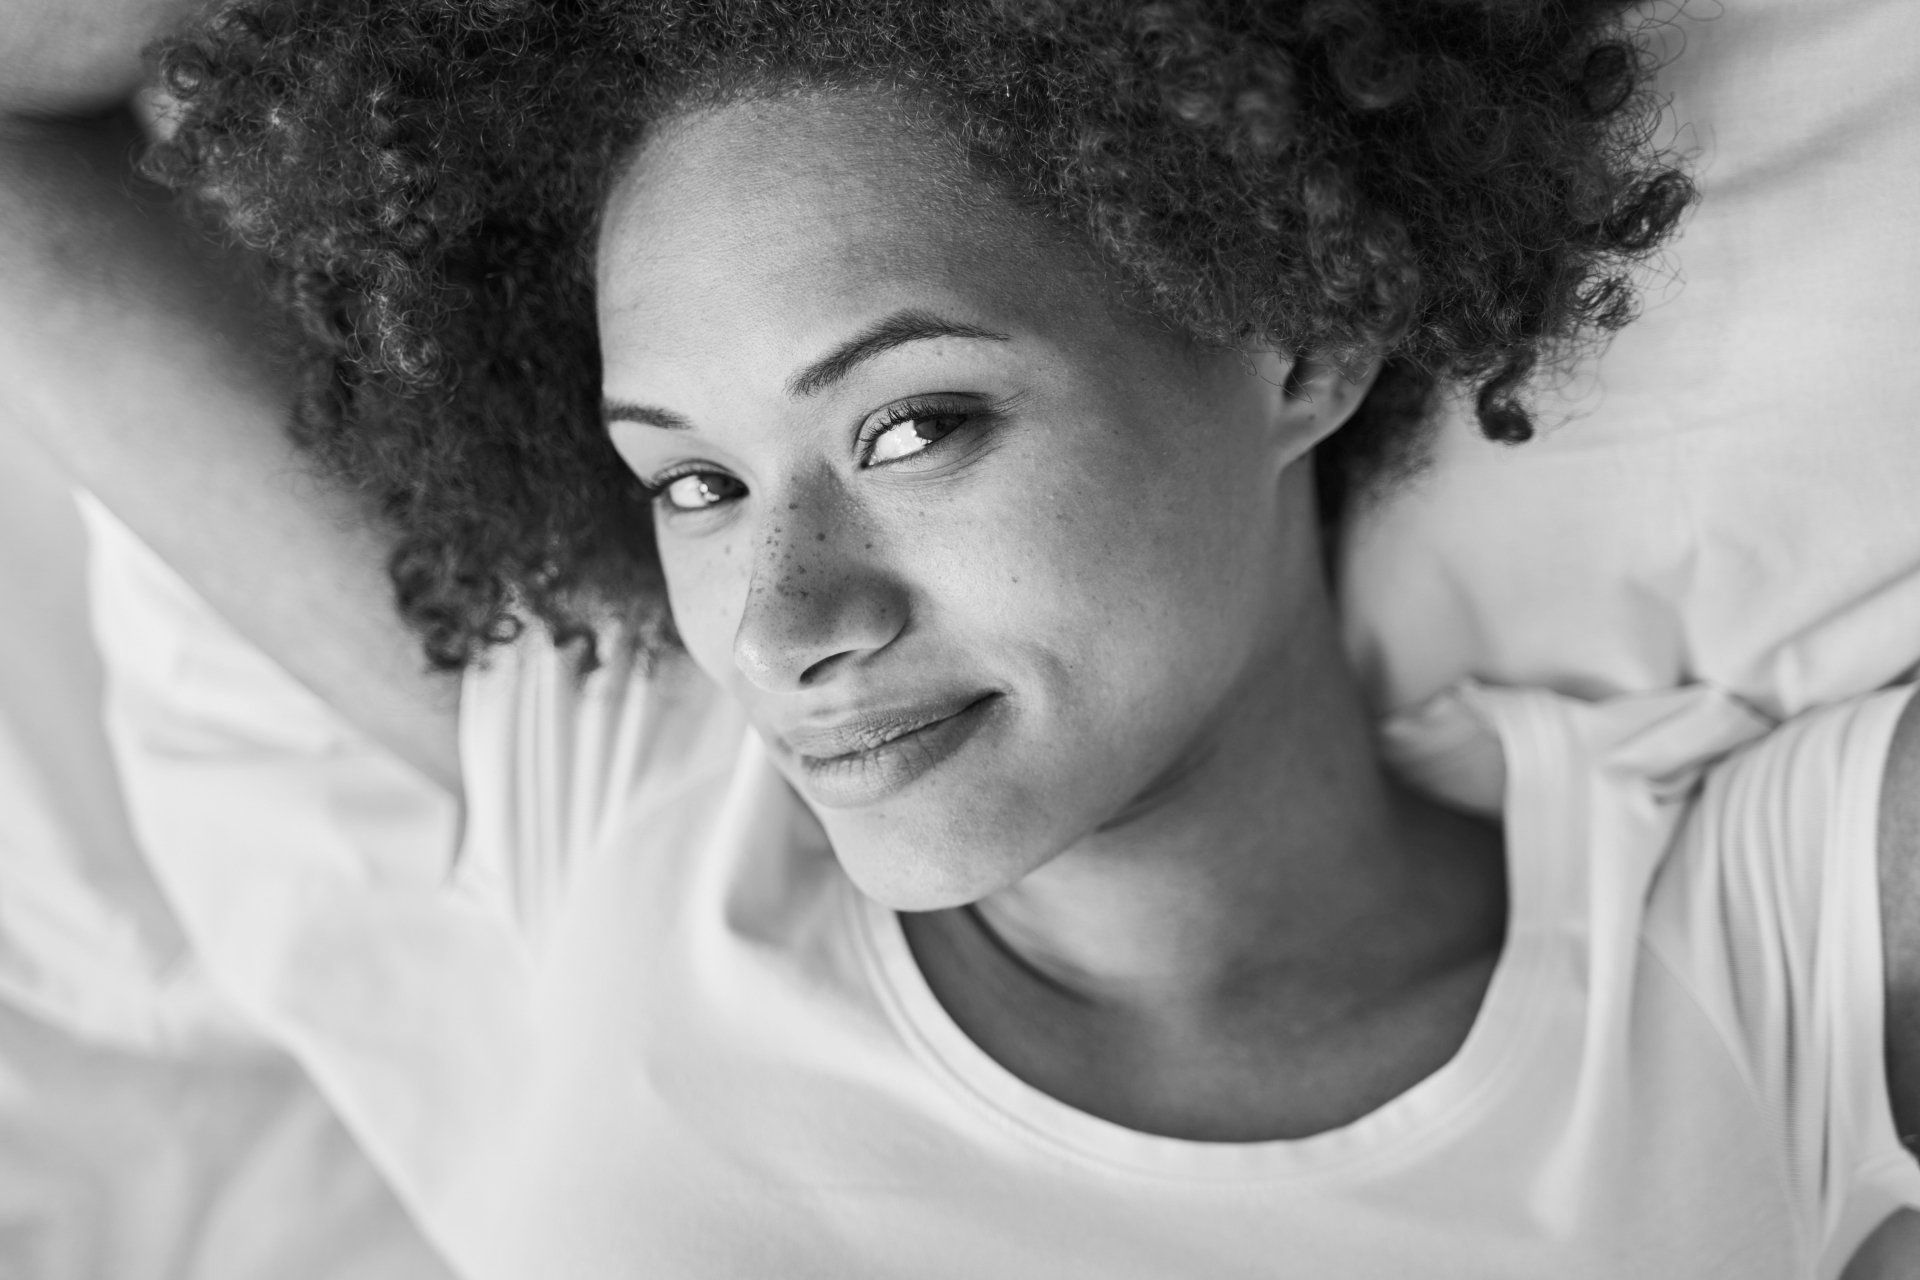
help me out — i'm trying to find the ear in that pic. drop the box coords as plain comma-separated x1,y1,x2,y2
1253,349,1383,469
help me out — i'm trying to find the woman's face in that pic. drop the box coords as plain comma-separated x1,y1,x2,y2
598,94,1347,910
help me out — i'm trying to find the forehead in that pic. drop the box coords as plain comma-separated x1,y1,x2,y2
594,94,1112,378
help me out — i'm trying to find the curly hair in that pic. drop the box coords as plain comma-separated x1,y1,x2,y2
146,0,1691,670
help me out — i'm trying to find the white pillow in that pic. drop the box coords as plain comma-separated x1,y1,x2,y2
1339,0,1920,720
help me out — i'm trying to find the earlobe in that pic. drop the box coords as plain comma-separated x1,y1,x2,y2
1271,352,1383,467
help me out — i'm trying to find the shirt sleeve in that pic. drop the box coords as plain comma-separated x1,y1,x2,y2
455,624,739,947
1645,684,1920,1276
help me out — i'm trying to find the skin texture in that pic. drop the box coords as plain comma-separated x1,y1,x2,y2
600,94,1509,1141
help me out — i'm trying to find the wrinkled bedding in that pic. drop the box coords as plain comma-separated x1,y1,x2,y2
0,434,450,1278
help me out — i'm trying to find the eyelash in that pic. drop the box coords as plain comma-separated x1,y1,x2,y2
641,397,986,516
853,397,980,468
639,464,743,515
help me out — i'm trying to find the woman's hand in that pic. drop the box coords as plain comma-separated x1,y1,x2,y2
0,0,462,792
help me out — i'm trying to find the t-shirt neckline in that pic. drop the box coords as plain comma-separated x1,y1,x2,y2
851,686,1564,1184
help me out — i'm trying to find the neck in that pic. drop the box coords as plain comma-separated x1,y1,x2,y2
891,481,1508,1140
978,588,1390,1003
926,559,1497,1035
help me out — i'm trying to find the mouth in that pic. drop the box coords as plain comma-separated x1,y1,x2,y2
783,693,1001,809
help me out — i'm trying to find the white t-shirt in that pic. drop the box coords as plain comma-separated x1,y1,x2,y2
208,632,1905,1280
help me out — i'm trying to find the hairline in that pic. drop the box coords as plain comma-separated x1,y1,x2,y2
589,74,1203,359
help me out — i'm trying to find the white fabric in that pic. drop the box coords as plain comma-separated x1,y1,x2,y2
118,611,1917,1279
0,429,450,1277
77,497,475,1278
0,435,193,1050
1339,0,1920,718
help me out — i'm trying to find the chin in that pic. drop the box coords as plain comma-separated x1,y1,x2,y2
817,804,1059,913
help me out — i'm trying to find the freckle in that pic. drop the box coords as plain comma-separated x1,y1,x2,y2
1011,575,1020,584
815,532,825,542
864,542,873,551
788,502,799,511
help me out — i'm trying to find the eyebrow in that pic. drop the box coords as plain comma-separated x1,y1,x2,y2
601,308,1010,431
602,400,695,432
785,309,1010,398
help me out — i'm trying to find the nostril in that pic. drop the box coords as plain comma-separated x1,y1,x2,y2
728,501,908,692
731,567,909,692
797,649,854,687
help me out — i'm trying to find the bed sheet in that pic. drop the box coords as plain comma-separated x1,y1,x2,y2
0,430,452,1279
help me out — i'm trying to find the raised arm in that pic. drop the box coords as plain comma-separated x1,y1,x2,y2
0,0,459,790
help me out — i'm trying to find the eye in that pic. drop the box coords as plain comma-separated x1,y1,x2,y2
859,401,974,468
650,469,747,513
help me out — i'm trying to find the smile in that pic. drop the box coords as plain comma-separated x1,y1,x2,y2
785,694,1000,809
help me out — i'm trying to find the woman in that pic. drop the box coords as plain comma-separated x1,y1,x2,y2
8,0,1920,1275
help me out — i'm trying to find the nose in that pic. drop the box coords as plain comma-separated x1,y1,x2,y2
731,486,907,692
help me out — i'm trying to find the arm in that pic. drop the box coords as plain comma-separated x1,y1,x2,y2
0,0,459,790
1877,694,1920,1149
1862,694,1920,1276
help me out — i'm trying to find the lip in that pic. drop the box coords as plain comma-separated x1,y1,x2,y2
782,693,1000,809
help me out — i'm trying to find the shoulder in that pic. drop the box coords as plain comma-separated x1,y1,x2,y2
1636,686,1920,1252
1687,686,1915,872
459,626,742,785
456,627,749,935
1651,686,1915,959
